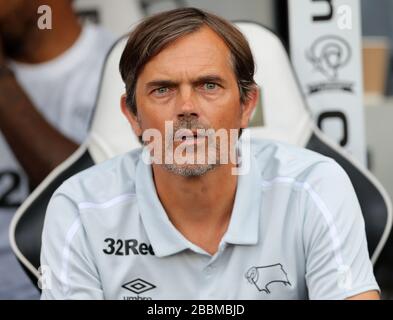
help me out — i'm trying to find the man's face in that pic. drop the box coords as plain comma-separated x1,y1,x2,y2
124,26,256,176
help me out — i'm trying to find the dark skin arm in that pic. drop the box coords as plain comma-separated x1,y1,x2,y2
0,43,78,189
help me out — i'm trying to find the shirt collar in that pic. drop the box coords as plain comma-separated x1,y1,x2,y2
135,144,261,258
221,141,261,246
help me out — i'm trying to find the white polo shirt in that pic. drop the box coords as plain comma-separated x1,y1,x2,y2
40,138,379,300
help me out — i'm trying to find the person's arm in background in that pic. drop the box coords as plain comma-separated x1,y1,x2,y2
0,61,78,188
0,0,82,189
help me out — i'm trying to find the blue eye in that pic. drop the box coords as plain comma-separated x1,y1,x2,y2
154,87,169,95
204,83,217,90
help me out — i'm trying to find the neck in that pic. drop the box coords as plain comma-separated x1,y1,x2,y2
152,163,238,254
11,3,81,64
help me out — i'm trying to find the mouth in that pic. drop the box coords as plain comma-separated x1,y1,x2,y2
174,129,206,145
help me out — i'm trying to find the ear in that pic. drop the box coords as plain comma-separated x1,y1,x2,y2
240,86,259,128
120,94,142,137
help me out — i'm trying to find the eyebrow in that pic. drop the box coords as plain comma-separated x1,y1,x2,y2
144,74,227,91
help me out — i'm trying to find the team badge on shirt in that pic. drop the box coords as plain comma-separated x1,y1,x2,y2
245,263,291,294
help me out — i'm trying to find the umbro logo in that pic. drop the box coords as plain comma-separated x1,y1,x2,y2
122,279,156,300
122,278,156,294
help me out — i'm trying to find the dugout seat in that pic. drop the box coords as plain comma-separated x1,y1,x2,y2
9,22,392,289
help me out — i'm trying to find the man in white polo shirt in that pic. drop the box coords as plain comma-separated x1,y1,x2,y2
41,8,380,300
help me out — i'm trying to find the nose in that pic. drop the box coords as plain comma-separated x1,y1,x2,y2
176,86,199,120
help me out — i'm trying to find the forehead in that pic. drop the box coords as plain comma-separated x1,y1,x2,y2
138,26,234,81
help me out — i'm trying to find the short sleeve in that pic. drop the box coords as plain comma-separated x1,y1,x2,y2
40,188,103,300
302,161,380,300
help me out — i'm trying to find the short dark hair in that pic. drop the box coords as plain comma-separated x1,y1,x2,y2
119,7,256,115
